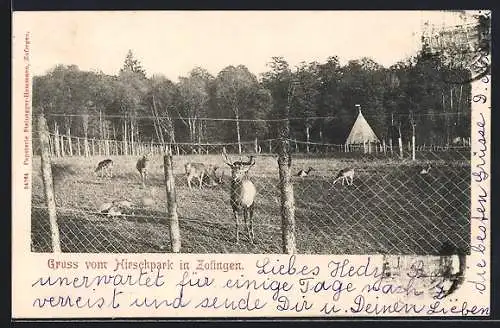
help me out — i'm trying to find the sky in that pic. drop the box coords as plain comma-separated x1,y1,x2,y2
13,10,478,81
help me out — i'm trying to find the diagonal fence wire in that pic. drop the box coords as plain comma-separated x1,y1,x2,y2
30,132,470,255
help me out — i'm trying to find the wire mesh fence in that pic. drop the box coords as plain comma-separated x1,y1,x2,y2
31,115,471,255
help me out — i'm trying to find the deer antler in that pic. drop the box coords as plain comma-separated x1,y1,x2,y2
248,155,256,167
221,149,233,166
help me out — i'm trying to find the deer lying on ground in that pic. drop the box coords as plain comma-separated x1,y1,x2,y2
420,165,431,175
297,167,314,177
333,168,354,186
185,162,220,189
136,154,150,187
222,151,257,244
95,159,113,178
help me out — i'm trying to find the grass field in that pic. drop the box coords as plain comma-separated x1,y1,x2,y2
31,152,470,255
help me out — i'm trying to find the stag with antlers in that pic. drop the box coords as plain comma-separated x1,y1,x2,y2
222,151,257,244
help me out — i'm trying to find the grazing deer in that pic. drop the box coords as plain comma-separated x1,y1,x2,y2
95,159,113,178
136,154,150,186
185,162,219,189
297,167,314,177
333,168,354,186
222,151,257,244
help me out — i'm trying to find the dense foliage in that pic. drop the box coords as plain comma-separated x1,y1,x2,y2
33,50,471,146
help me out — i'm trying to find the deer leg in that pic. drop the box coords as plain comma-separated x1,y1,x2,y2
249,206,255,244
243,208,249,241
187,175,192,189
233,210,240,244
199,172,204,189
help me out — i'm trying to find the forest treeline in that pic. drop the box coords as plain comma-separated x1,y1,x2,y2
33,49,472,148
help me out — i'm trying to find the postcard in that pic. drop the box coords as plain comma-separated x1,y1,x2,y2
12,10,491,318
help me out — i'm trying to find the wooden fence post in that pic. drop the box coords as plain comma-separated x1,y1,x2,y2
411,123,416,161
398,137,403,159
37,114,61,253
164,147,181,253
105,138,110,156
53,124,61,157
278,127,296,254
59,132,65,157
76,137,81,156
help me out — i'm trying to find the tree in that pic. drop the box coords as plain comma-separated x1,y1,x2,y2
215,65,268,153
316,56,343,142
114,51,150,153
145,75,179,144
290,61,321,150
177,67,213,145
120,49,147,78
261,57,293,139
114,69,148,153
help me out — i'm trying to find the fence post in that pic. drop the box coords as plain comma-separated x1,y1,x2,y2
105,138,110,156
37,114,61,253
278,131,296,254
53,124,61,157
59,132,65,157
411,123,416,161
76,137,81,156
398,137,403,159
83,137,89,157
164,147,181,253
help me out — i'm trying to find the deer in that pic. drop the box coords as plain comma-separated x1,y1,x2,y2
136,154,150,187
222,151,257,244
297,167,314,177
420,165,431,175
333,168,354,186
185,162,220,189
95,159,113,178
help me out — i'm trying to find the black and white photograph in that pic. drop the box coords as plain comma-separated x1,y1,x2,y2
26,10,490,255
